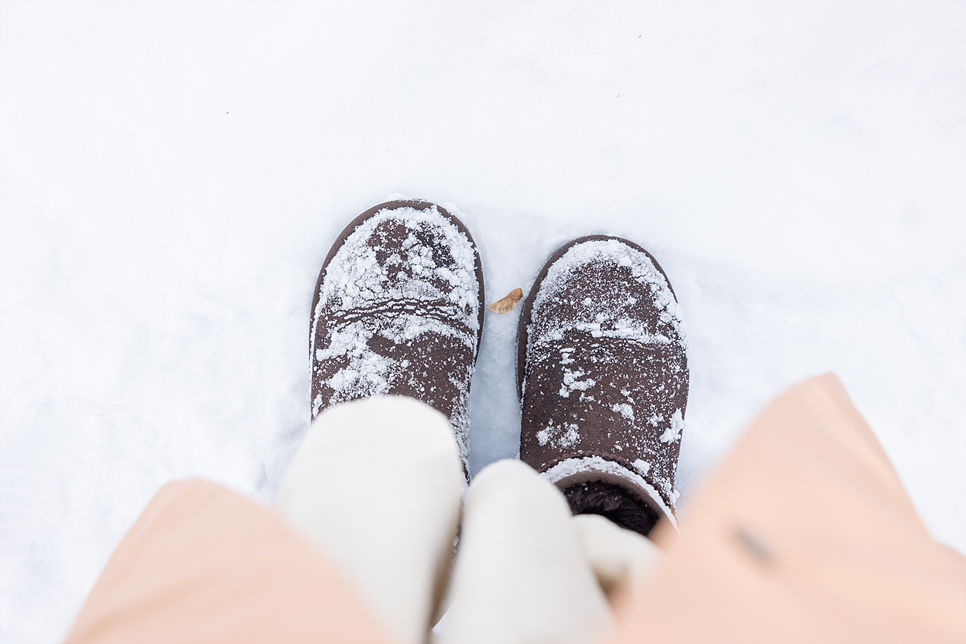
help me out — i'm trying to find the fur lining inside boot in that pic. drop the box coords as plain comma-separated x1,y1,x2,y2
562,481,661,537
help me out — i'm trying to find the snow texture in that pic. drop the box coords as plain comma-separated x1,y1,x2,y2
660,410,685,444
530,239,685,352
1,2,965,642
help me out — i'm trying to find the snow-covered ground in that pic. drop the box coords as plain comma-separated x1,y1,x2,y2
1,1,963,641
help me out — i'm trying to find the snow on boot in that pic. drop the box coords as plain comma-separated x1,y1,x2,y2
310,200,485,478
517,236,689,535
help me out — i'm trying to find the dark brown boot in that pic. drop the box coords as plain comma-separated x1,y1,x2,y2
517,236,689,536
310,200,485,477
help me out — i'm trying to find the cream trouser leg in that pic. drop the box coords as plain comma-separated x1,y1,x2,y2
275,397,464,644
275,396,662,644
438,459,613,644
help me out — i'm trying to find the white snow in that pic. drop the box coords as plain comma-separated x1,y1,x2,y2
530,239,686,347
611,403,635,422
660,409,686,444
315,205,480,331
632,460,651,477
536,421,582,450
559,367,597,398
2,2,965,642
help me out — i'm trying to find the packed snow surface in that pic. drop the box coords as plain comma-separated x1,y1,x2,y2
2,2,965,642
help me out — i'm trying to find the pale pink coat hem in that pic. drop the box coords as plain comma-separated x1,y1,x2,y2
65,375,966,643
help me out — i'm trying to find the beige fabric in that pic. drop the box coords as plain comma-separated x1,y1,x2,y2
572,513,663,599
439,459,613,644
65,375,966,643
607,374,966,644
64,479,392,644
275,396,463,644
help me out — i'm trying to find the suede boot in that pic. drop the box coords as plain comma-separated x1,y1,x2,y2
310,200,485,477
517,236,689,535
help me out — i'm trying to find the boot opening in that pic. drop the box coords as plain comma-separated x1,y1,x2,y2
562,480,661,538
